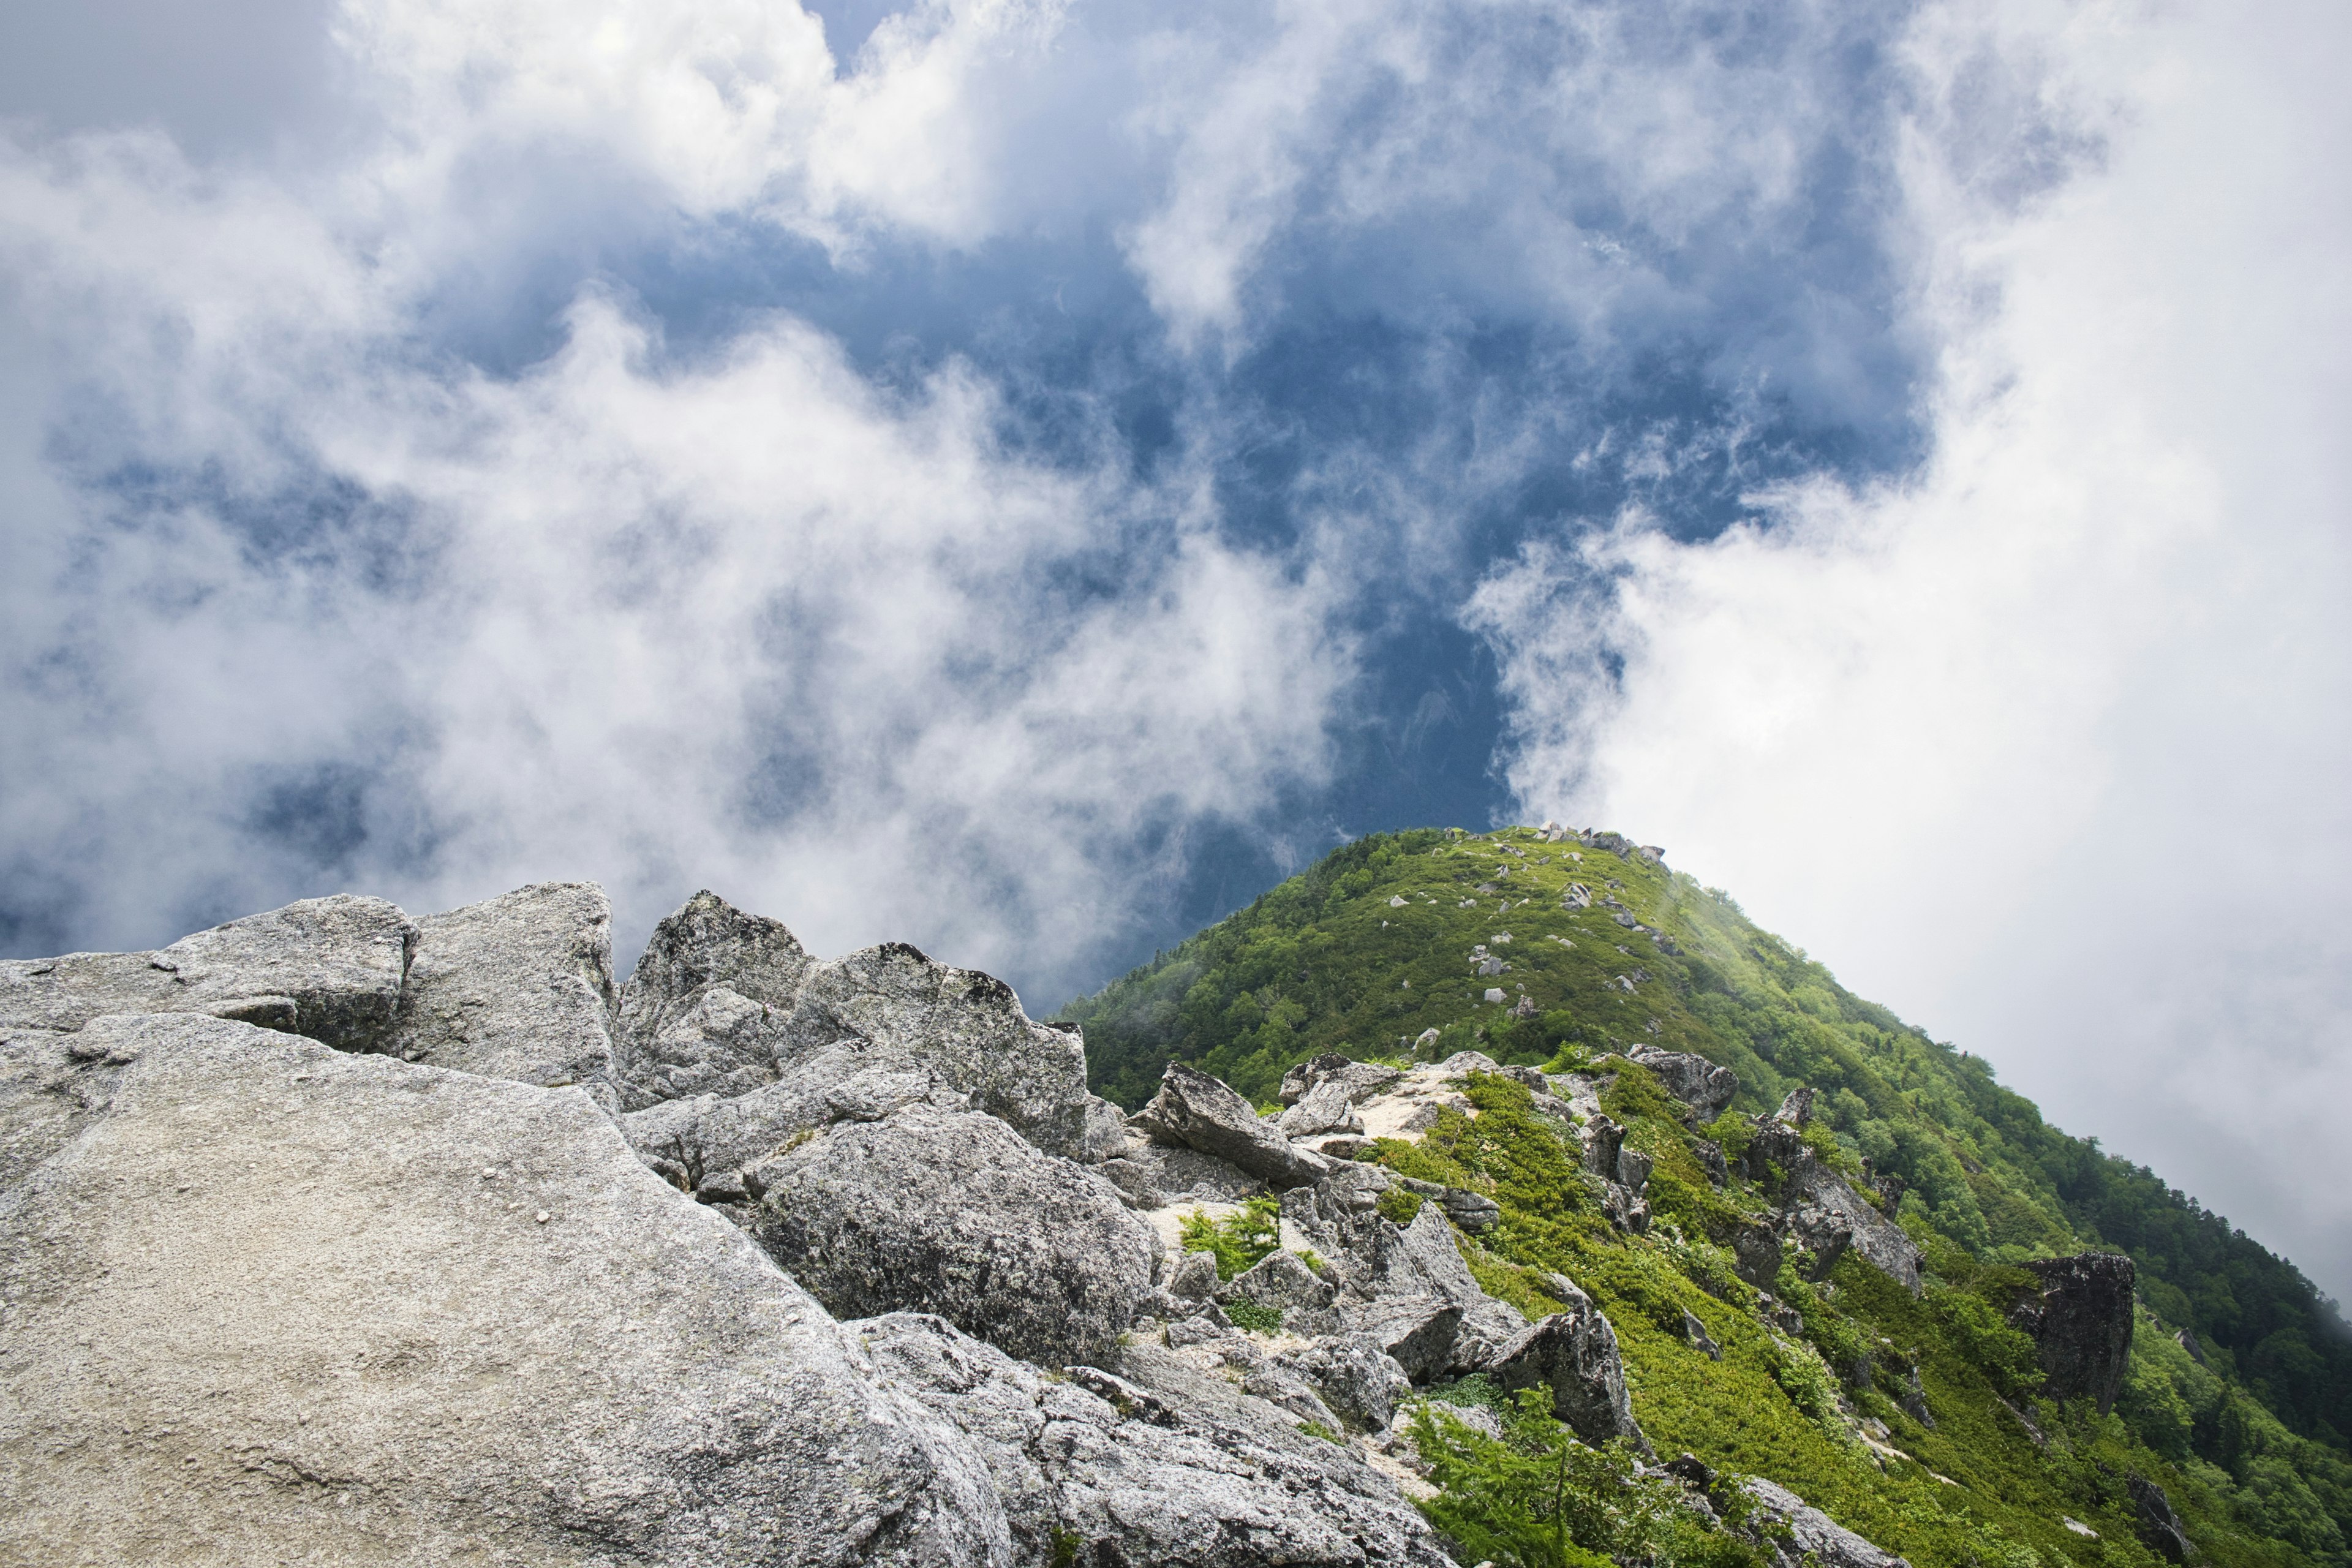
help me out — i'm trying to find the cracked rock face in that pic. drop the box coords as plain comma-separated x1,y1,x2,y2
750,1103,1161,1366
1,894,417,1052
1134,1061,1332,1188
2011,1253,2136,1414
857,1312,1454,1568
0,1015,1008,1567
388,881,621,1096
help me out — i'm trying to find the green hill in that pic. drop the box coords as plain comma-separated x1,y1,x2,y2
1059,825,2352,1568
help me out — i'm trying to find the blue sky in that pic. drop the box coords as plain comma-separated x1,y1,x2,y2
4,0,2351,1302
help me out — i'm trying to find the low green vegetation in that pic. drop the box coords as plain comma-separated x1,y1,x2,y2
1062,826,2352,1568
1177,1196,1283,1280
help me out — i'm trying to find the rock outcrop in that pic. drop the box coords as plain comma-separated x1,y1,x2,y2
749,1103,1160,1366
1485,1278,1652,1454
2010,1253,2136,1414
1741,1477,1913,1568
388,881,622,1096
0,884,1473,1567
1,893,415,1050
858,1313,1453,1567
1746,1117,1923,1294
0,1014,1008,1567
1624,1044,1740,1121
1134,1061,1333,1186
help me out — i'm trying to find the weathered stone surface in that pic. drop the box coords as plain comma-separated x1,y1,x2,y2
1279,1077,1366,1138
1276,1336,1414,1432
1375,1201,1526,1372
619,1037,971,1185
2011,1253,2136,1414
1741,1477,1911,1568
388,882,620,1095
619,887,814,1050
2130,1474,2197,1563
1121,1139,1267,1202
1137,1062,1333,1187
1223,1249,1338,1321
1281,1054,1404,1107
1167,1250,1222,1303
1350,1297,1468,1382
1626,1044,1739,1121
1782,1168,1922,1293
858,1312,1454,1567
776,941,1121,1161
1485,1281,1650,1454
1685,1308,1723,1360
749,1104,1159,1365
0,1014,1008,1567
1,894,416,1052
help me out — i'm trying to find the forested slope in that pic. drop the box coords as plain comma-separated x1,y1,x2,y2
1060,826,2352,1567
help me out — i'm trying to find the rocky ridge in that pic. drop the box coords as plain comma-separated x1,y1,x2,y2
0,881,1947,1567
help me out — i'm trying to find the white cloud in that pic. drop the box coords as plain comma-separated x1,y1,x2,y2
1473,0,2352,1294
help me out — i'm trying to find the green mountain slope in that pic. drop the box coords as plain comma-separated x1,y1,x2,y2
1059,825,2352,1568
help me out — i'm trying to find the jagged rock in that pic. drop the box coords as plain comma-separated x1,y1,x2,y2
1167,1250,1222,1303
779,941,1121,1161
1899,1365,1936,1429
0,1014,1009,1567
1626,1045,1739,1121
2011,1253,2136,1414
1581,1112,1626,1178
1350,1297,1468,1381
1137,1062,1333,1188
1616,1146,1654,1194
1280,1077,1366,1138
1223,1249,1338,1323
389,883,621,1096
1484,1283,1650,1455
1692,1137,1730,1186
1740,1477,1911,1568
2176,1328,2209,1366
1280,1054,1406,1106
2130,1475,2197,1563
1732,1224,1784,1289
1123,1139,1267,1203
1,894,416,1052
1781,1169,1921,1292
1600,1181,1651,1235
619,887,814,1047
1362,1202,1526,1372
748,1104,1159,1366
1747,1115,1923,1294
1276,1336,1414,1431
617,1036,971,1183
1776,1085,1815,1126
1389,1174,1502,1233
1684,1308,1722,1360
857,1312,1454,1567
1095,1155,1166,1208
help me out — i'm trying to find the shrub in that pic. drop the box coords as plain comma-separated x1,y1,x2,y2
1178,1196,1282,1281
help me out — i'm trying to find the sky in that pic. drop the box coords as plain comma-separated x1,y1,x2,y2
2,0,2348,1301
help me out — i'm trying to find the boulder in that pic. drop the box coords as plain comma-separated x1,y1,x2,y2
1484,1284,1650,1455
619,1037,971,1186
1119,1139,1267,1202
0,1014,1009,1567
2010,1253,2136,1414
2129,1474,2196,1564
1781,1169,1922,1293
1349,1297,1468,1382
1740,1477,1911,1568
387,883,621,1096
1625,1045,1739,1121
1,894,415,1052
1279,1077,1366,1138
1370,1202,1527,1371
1167,1250,1222,1303
857,1313,1453,1567
773,941,1121,1161
1275,1336,1414,1431
1223,1250,1337,1323
1136,1062,1332,1188
618,887,814,1050
749,1104,1159,1365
